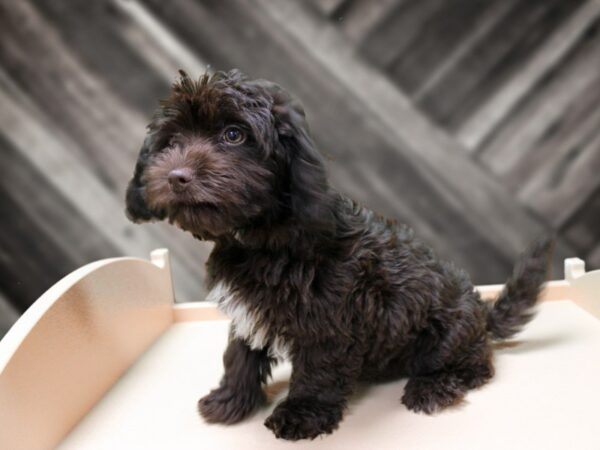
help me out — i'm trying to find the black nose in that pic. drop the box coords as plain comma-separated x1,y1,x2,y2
168,168,193,191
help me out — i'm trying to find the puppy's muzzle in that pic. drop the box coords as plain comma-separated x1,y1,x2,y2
168,168,193,192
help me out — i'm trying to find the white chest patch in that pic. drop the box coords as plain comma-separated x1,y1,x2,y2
206,281,289,360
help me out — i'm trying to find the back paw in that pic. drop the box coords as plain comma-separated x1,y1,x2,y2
401,373,466,414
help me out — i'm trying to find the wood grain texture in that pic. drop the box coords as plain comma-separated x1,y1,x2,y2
253,0,572,265
458,0,600,150
562,186,600,259
474,16,600,228
415,0,584,129
0,293,18,339
0,0,210,309
388,0,495,95
309,0,351,18
359,0,447,70
0,0,596,330
146,0,571,278
587,243,600,269
337,0,403,43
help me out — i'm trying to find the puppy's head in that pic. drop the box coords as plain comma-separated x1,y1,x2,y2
125,70,333,239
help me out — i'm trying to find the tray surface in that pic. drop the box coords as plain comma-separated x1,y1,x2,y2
58,300,600,450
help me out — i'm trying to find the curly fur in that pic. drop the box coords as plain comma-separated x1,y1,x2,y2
125,70,554,440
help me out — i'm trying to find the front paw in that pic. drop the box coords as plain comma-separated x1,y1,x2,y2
264,397,343,440
198,384,265,424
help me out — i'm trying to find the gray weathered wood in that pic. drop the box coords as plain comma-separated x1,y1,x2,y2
478,24,600,182
0,0,596,315
115,0,207,79
387,0,497,95
562,186,600,257
587,243,600,269
338,0,404,44
416,0,583,129
309,0,350,17
0,292,19,338
359,0,447,70
409,0,515,101
0,1,210,301
252,0,571,264
145,0,560,279
459,0,600,150
518,111,600,227
470,14,600,229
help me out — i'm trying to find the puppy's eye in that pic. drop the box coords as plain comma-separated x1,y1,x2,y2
222,126,245,145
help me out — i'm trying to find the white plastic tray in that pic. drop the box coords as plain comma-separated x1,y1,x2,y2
1,250,599,450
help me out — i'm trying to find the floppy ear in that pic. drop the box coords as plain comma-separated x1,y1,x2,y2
125,135,166,223
267,84,335,233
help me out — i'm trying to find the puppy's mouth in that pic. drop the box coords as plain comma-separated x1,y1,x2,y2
164,200,237,239
168,201,219,216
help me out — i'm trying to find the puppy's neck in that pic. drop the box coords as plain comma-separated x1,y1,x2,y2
231,223,316,251
200,193,339,252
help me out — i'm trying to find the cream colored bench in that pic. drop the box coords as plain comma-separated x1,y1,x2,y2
1,250,599,450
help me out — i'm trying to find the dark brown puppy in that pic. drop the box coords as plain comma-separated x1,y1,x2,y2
125,70,553,440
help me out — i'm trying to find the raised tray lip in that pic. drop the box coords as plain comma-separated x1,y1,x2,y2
170,278,588,324
0,257,140,373
0,249,173,374
2,255,599,360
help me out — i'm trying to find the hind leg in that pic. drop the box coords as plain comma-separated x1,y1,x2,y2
402,372,465,413
402,348,494,414
402,266,497,414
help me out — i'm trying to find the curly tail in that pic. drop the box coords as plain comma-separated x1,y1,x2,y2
486,237,554,340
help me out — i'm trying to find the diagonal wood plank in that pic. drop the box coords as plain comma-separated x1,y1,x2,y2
0,189,81,311
358,0,446,70
30,0,168,115
0,132,122,310
562,185,600,256
309,0,351,18
0,0,214,301
142,0,523,282
0,133,120,269
0,78,204,302
251,0,572,262
114,0,207,79
0,291,19,337
517,108,600,228
458,0,600,150
468,9,600,229
415,0,583,131
409,0,515,101
337,0,403,44
587,243,600,269
477,23,600,182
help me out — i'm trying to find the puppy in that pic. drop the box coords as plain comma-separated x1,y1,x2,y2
125,70,553,440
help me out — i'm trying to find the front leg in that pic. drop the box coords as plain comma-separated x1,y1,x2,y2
264,341,359,440
198,335,273,424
